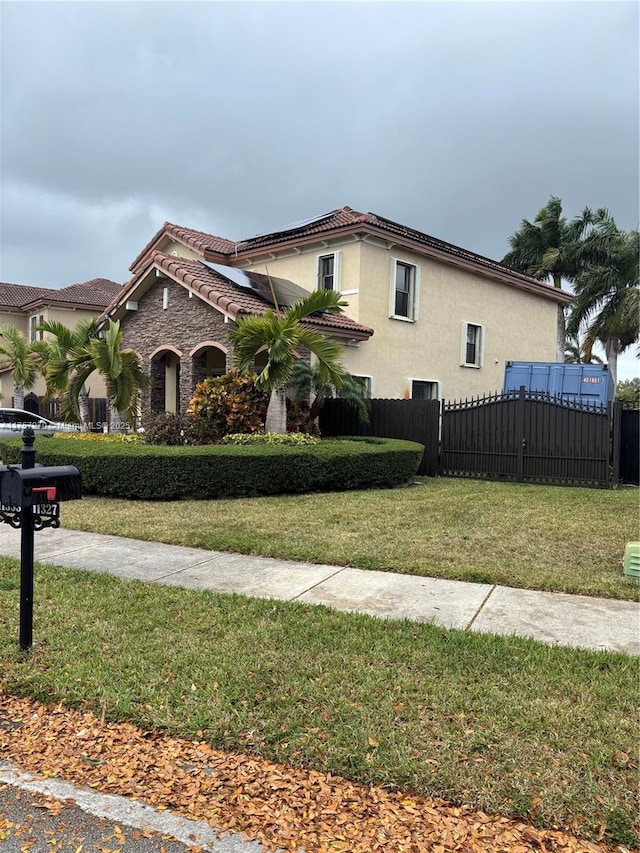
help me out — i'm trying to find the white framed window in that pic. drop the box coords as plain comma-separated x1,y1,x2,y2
390,259,419,321
347,374,373,396
316,251,342,291
461,322,484,367
29,315,44,343
410,379,440,400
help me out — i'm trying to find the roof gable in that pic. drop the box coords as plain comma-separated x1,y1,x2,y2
108,253,373,340
129,222,239,274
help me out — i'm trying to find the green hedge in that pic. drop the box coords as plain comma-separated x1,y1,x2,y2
0,436,424,500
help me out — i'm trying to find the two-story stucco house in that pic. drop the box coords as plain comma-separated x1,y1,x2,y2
0,278,122,412
102,206,571,422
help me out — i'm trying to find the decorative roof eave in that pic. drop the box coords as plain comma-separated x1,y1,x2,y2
226,222,571,306
21,297,118,313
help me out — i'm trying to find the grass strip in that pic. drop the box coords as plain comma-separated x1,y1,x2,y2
61,479,640,600
0,558,637,845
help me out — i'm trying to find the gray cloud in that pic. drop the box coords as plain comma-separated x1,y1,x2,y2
1,0,637,376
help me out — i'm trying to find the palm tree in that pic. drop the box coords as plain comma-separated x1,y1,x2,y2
37,318,97,429
567,223,639,388
43,319,148,430
0,326,42,410
288,360,371,431
564,331,603,365
229,289,348,434
502,197,590,361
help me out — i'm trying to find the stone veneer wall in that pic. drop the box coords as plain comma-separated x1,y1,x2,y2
119,275,234,425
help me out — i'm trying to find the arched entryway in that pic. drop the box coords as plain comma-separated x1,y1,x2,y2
150,347,182,414
189,343,228,389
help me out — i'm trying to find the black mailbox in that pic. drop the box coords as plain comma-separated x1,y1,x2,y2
0,465,82,509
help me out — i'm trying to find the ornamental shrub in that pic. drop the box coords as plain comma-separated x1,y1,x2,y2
144,413,192,446
52,431,145,444
187,371,269,443
221,432,320,446
0,436,424,500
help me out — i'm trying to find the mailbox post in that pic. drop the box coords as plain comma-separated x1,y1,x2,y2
0,428,82,651
19,428,35,652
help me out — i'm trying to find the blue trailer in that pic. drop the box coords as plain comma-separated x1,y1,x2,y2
503,361,614,406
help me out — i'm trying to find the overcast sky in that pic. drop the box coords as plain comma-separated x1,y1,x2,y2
1,0,638,379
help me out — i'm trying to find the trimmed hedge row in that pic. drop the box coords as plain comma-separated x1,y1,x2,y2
0,436,424,500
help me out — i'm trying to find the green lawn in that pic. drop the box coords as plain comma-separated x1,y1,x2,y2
61,479,640,600
0,560,637,846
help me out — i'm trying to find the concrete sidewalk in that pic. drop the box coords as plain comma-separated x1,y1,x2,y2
0,525,638,656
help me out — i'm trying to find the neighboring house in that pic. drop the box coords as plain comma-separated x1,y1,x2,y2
103,206,571,421
0,279,122,412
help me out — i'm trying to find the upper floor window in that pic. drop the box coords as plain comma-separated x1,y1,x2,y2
29,315,43,343
390,260,419,321
316,251,341,291
462,322,484,367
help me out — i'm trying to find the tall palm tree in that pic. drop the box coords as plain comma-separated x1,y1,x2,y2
37,317,98,428
229,289,348,434
0,325,42,410
502,197,590,361
568,224,639,388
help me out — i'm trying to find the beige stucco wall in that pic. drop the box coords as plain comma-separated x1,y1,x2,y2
236,238,560,401
241,240,362,320
0,306,111,409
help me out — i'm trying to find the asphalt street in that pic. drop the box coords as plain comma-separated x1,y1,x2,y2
0,762,269,853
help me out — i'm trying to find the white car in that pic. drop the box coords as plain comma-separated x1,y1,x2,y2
0,408,80,438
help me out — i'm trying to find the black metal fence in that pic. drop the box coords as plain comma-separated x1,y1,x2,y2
42,398,108,432
619,406,640,485
319,398,440,476
320,390,634,489
440,387,612,488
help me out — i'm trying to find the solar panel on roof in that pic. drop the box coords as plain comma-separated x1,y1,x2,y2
203,262,311,309
243,211,334,241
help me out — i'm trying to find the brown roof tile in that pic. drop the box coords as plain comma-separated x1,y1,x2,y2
0,283,52,309
0,279,121,311
128,222,238,272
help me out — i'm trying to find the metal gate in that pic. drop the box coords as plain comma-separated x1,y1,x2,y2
440,386,612,488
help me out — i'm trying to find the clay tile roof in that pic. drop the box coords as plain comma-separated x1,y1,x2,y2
164,223,238,256
0,283,52,309
150,252,373,339
129,222,238,272
0,279,121,311
37,279,122,308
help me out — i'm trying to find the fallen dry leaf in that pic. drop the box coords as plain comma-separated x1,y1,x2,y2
0,692,634,853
